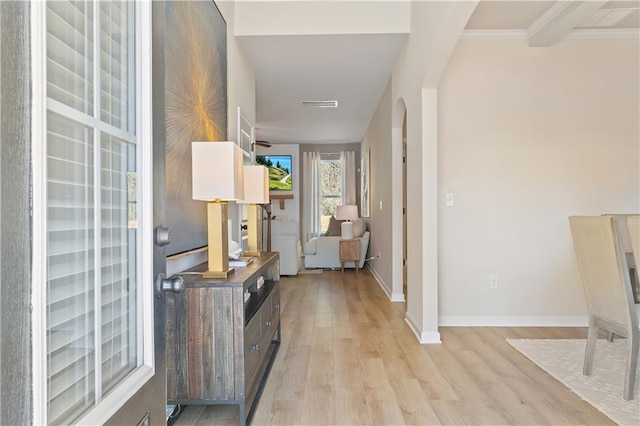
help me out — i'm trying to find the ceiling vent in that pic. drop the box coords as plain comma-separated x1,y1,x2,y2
302,100,338,108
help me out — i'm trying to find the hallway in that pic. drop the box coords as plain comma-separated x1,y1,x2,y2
173,269,611,425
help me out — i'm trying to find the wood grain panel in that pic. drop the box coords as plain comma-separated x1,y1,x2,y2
166,293,177,399
200,288,214,399
187,289,203,399
232,287,245,398
212,287,235,399
167,287,191,400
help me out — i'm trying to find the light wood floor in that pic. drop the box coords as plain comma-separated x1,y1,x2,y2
173,269,614,426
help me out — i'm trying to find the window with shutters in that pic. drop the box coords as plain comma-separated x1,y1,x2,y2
32,1,153,424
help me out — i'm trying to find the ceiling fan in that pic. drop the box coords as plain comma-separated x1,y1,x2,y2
255,140,272,148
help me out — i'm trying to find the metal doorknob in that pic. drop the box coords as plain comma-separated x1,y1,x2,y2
155,273,184,297
155,226,171,247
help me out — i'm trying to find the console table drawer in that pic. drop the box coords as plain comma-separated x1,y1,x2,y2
243,313,262,387
271,286,280,316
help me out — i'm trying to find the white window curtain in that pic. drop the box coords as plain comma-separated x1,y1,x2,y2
303,151,322,242
340,151,356,206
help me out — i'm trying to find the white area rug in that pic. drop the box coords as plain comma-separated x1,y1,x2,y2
508,339,640,426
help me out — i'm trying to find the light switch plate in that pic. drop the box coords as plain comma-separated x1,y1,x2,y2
446,193,455,207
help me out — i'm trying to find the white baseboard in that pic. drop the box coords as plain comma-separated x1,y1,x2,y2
405,312,441,344
438,316,589,327
390,292,405,302
368,265,405,302
367,265,391,299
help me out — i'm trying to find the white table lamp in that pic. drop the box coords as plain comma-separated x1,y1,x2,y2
192,141,244,278
336,205,359,240
238,165,269,256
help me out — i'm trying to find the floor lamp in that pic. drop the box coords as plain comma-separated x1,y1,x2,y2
192,141,244,278
239,165,269,257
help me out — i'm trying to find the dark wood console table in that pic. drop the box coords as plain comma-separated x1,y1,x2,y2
166,252,281,425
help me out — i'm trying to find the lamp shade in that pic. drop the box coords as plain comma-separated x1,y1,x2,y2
336,205,359,221
192,141,244,201
239,165,269,204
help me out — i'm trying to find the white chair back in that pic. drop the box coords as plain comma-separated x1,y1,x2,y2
569,215,639,400
570,216,635,330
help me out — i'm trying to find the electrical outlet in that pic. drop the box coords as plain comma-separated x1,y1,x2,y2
489,274,498,289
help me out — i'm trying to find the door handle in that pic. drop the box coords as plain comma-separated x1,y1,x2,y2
155,273,184,297
155,226,171,247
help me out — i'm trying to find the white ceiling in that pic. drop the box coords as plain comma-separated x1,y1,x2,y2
238,0,639,145
238,33,407,145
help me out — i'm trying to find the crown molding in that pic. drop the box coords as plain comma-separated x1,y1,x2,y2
460,28,639,41
460,29,528,40
565,28,640,39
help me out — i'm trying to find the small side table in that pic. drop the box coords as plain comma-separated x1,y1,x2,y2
339,239,360,274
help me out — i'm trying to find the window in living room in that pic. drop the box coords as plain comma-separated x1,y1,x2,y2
320,153,342,231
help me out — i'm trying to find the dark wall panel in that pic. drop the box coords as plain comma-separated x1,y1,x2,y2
164,0,227,256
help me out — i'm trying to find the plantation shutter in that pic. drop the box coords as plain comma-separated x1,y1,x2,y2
45,1,139,424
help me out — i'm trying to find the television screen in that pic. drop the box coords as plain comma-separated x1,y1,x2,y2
255,155,293,191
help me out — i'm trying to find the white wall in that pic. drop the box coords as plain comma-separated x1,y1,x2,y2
256,144,300,223
437,38,640,325
218,0,255,142
361,79,394,297
217,0,256,245
233,0,409,36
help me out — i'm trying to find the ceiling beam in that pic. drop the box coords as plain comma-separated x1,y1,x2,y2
527,0,609,47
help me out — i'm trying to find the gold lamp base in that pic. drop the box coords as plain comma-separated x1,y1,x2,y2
243,203,263,258
202,268,234,279
204,200,233,279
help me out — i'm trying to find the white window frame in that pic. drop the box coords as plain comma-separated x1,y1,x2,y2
31,1,155,424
